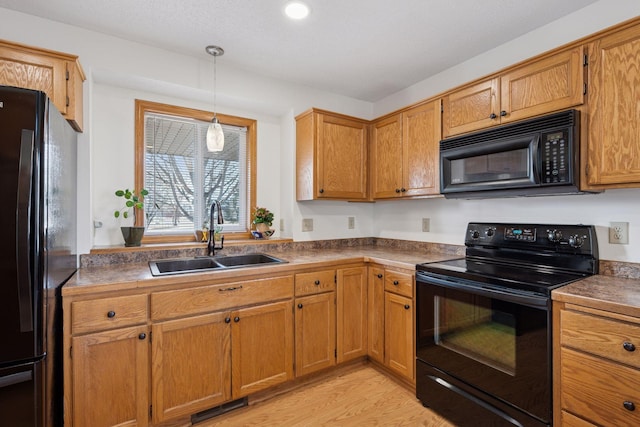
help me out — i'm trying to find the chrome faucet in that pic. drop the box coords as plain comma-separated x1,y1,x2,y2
207,200,224,256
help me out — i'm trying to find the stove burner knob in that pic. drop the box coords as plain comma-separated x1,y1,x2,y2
471,230,480,239
548,229,562,242
485,228,495,237
568,234,584,248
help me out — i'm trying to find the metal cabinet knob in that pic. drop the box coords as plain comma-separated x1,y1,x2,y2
377,274,383,279
623,401,636,411
623,341,636,352
107,311,116,318
319,188,324,194
225,317,231,323
314,280,320,285
489,113,497,119
395,188,401,193
500,110,507,117
393,280,399,286
138,333,146,340
234,316,240,322
404,304,410,310
400,188,406,193
298,303,303,309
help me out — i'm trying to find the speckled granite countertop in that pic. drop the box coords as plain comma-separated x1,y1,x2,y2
552,275,640,317
64,244,462,296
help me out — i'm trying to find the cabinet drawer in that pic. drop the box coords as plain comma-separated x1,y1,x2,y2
384,270,413,298
561,411,596,427
561,309,640,369
295,270,336,296
71,294,148,334
561,348,640,427
151,275,294,321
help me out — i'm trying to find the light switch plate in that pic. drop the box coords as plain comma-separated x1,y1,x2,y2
422,218,430,232
348,216,355,229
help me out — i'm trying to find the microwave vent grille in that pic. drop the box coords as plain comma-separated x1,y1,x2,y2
441,109,577,151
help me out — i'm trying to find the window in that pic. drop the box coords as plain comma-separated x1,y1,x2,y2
135,100,256,242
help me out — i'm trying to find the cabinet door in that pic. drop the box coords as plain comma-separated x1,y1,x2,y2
367,267,385,363
587,25,640,187
371,114,403,198
231,300,294,397
72,326,149,427
295,292,336,377
336,266,368,363
151,312,231,423
442,78,499,137
501,46,584,123
402,100,441,197
317,113,368,199
384,292,414,380
0,47,68,115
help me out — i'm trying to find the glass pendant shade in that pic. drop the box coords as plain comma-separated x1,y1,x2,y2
206,117,224,152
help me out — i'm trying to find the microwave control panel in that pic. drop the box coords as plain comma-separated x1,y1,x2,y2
541,130,570,184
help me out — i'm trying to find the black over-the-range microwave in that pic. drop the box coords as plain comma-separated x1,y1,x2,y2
439,109,587,199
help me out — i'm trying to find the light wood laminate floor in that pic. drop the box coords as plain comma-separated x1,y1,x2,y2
198,366,454,426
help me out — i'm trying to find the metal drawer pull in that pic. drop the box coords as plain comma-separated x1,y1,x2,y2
219,285,243,292
314,280,320,285
623,401,636,411
393,280,399,285
623,341,636,352
107,311,116,318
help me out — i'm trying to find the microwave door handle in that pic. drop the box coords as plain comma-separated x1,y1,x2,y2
531,136,540,184
16,130,35,333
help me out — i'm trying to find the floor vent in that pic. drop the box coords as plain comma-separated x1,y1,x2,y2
190,397,248,424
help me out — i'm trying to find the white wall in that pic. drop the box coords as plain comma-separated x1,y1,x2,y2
368,0,640,263
1,2,639,262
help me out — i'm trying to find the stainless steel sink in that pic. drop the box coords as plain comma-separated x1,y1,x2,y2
214,253,286,268
149,253,287,276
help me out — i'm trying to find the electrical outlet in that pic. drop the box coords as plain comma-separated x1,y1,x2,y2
280,218,285,232
609,221,629,244
348,216,355,229
302,218,313,232
422,218,430,232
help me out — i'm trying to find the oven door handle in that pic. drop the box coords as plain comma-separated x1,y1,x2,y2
416,273,549,309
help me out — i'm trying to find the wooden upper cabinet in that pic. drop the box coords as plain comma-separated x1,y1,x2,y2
371,99,442,199
586,23,640,188
442,78,499,137
443,46,584,138
371,114,403,198
0,39,85,131
296,108,368,201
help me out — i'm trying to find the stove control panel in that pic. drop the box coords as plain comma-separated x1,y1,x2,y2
465,222,598,255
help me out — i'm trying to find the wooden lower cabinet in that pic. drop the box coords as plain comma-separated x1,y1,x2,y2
151,312,231,423
231,301,294,397
72,325,149,427
367,267,385,364
555,302,640,426
295,291,336,376
336,266,368,363
384,292,414,380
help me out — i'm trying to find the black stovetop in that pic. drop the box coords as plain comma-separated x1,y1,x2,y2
416,222,599,296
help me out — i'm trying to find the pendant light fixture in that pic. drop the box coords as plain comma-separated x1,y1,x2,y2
205,45,225,152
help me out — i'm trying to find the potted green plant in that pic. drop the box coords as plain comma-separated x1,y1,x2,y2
252,206,274,237
114,188,148,247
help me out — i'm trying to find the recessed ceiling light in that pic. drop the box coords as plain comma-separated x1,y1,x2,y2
285,1,310,20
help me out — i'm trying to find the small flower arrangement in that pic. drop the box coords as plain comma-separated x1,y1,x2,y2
252,206,274,226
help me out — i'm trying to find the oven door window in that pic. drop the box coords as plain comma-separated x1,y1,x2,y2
434,293,516,376
416,282,550,421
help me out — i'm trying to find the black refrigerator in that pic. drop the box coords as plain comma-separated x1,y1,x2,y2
0,86,77,427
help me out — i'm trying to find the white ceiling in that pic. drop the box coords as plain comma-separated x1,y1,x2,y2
0,0,601,102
